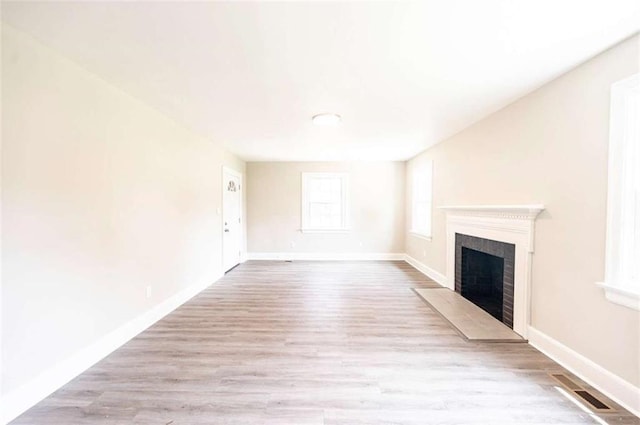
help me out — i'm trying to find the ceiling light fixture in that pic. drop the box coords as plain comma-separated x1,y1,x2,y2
312,113,342,126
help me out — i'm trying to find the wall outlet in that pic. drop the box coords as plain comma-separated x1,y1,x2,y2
146,286,152,299
290,241,296,248
422,250,427,258
359,241,363,247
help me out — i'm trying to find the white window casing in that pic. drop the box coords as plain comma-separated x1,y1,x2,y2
598,73,640,310
301,172,350,233
411,160,434,240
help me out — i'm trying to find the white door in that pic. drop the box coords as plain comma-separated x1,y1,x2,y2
222,167,242,272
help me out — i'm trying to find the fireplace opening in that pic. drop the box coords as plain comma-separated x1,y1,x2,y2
455,234,515,328
461,247,505,322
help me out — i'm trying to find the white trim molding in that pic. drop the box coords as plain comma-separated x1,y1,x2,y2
439,204,545,338
301,172,350,232
410,160,434,238
299,228,351,234
599,73,640,311
408,231,433,242
596,282,640,311
403,254,447,287
528,326,640,417
438,204,545,220
0,274,223,425
247,252,405,261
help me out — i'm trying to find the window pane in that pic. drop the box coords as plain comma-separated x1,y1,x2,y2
327,178,341,201
308,179,323,202
308,202,342,228
606,74,640,292
633,189,640,282
631,90,640,282
309,177,341,203
411,161,433,235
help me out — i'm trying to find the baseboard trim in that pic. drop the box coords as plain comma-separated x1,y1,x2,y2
528,326,640,417
0,273,223,425
247,252,405,261
403,254,447,287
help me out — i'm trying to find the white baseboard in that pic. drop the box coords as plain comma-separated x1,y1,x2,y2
0,274,223,425
528,326,640,417
403,254,447,287
247,252,405,261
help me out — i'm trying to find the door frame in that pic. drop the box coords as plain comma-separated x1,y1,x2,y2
222,166,244,271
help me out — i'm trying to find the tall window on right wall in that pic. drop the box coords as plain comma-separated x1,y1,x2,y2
599,73,640,310
411,160,434,240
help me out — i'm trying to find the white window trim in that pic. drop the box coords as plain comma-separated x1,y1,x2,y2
597,283,640,310
409,231,433,242
597,73,640,311
410,160,434,239
301,172,350,233
300,229,351,234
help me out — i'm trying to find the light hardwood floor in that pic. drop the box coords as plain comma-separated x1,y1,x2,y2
11,261,639,424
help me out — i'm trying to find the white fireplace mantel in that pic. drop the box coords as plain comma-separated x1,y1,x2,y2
439,204,545,338
439,204,545,220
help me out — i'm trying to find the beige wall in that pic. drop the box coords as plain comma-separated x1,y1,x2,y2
406,35,640,387
1,26,245,396
247,162,405,255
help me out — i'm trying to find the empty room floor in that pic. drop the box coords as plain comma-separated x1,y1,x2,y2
11,261,638,424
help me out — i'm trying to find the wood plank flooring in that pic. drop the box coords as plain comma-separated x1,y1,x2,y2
11,261,639,424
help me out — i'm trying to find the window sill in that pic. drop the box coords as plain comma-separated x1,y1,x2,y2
596,282,640,311
300,228,351,234
409,231,432,242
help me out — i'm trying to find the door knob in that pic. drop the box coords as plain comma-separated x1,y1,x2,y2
224,229,229,232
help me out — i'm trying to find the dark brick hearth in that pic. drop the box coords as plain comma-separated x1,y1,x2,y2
455,233,515,329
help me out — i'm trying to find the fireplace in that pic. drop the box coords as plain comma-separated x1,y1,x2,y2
455,234,515,328
441,205,544,338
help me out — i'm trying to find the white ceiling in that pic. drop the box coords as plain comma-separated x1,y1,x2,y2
2,1,639,161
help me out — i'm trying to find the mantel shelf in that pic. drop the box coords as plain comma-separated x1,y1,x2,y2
438,204,545,220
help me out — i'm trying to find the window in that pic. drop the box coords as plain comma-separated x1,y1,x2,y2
411,161,433,239
598,73,640,310
301,172,349,232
